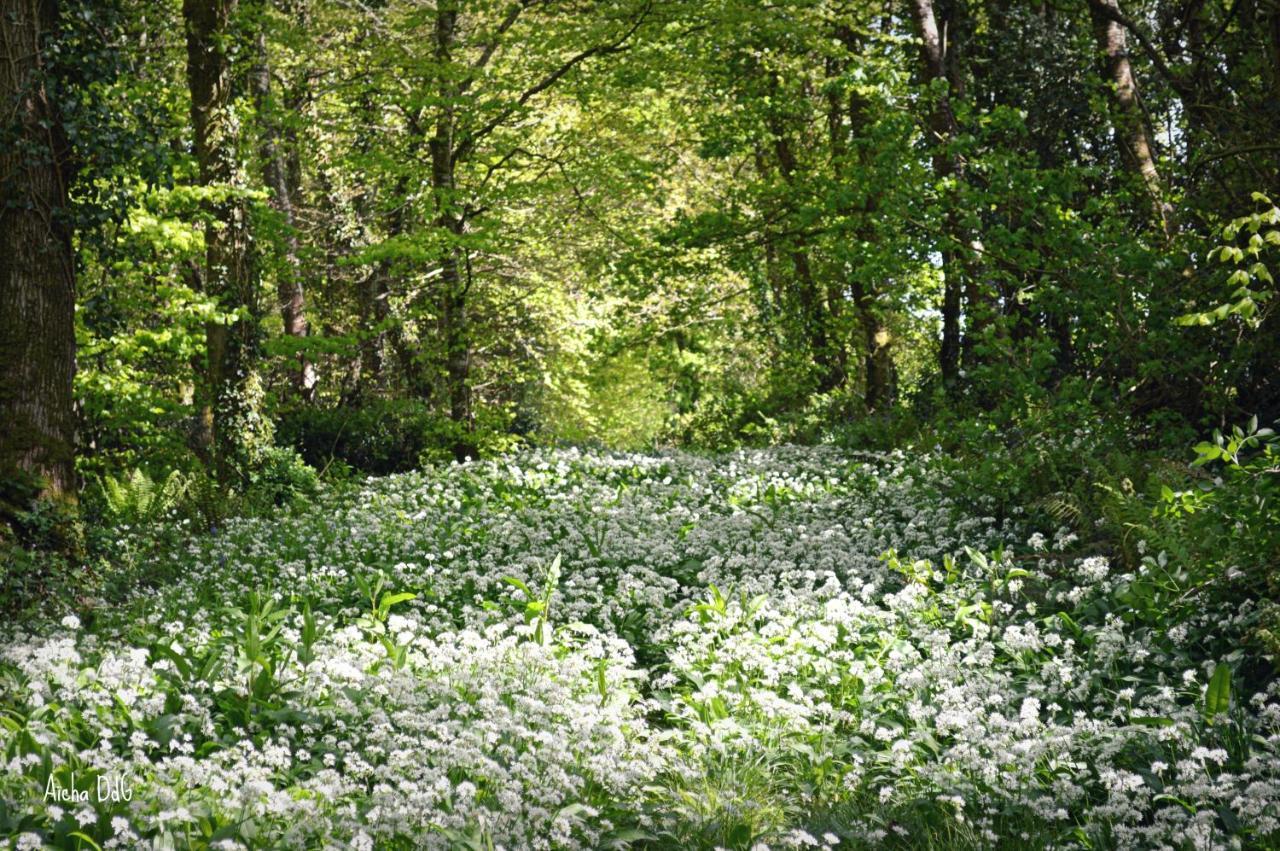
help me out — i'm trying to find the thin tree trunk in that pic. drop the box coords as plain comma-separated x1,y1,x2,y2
832,28,896,410
908,0,966,387
0,0,77,500
253,28,317,401
851,280,896,410
1087,0,1174,237
184,0,265,487
768,119,842,393
940,0,989,370
351,99,428,401
431,3,474,442
753,146,797,351
350,86,391,397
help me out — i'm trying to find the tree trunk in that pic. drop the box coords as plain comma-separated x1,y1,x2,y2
253,28,317,401
350,100,430,401
767,117,842,393
357,264,390,392
908,0,967,387
350,87,391,397
753,146,799,354
431,3,474,445
1087,0,1174,237
439,248,471,427
832,27,896,411
850,280,896,411
1271,3,1280,103
184,0,267,487
0,0,77,500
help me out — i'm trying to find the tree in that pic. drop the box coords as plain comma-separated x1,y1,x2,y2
1086,0,1173,237
907,0,968,386
252,15,317,401
183,0,270,485
345,0,653,454
0,0,78,501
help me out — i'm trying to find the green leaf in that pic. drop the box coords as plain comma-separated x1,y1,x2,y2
502,576,532,597
603,827,656,847
69,832,104,851
1154,793,1197,814
1129,715,1174,727
380,592,417,609
1204,663,1231,721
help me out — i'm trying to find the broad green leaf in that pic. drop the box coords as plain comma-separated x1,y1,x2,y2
1204,663,1231,721
380,592,417,609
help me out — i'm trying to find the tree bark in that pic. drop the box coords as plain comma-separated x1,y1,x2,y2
908,0,966,387
1086,0,1174,237
184,0,266,487
766,112,842,393
1271,3,1280,103
0,0,77,500
431,3,474,444
832,28,896,411
253,27,317,401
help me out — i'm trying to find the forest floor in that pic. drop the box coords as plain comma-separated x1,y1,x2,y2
2,446,1279,850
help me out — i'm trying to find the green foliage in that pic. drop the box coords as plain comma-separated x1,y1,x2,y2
0,528,80,620
95,468,189,528
245,447,319,510
1179,194,1279,328
502,553,562,645
43,0,1280,472
1086,418,1280,672
0,474,84,619
277,399,519,474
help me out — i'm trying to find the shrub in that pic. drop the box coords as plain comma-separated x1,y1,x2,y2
246,445,320,509
1095,418,1280,674
0,500,84,618
277,399,520,474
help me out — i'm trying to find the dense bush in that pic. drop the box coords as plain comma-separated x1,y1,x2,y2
245,446,321,509
1092,420,1280,675
276,399,521,474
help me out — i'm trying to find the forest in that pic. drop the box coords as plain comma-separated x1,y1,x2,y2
1,0,1279,847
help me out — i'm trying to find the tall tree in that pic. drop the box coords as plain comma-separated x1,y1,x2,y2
428,3,470,430
761,108,843,395
253,22,317,401
184,0,268,485
833,28,896,411
0,0,78,500
907,0,968,386
354,0,652,454
1086,0,1174,237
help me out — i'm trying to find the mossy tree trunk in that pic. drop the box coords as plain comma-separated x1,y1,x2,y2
0,0,78,502
184,0,269,488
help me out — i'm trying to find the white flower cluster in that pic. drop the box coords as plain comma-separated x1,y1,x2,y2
0,445,1276,849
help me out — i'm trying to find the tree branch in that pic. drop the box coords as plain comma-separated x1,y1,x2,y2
459,0,532,95
452,2,651,163
1084,0,1189,95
